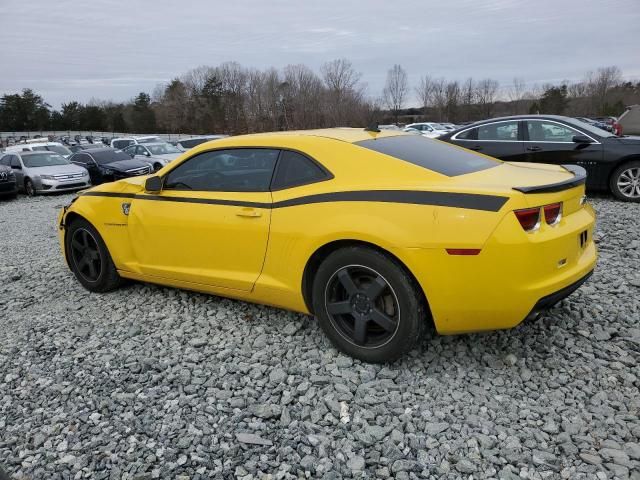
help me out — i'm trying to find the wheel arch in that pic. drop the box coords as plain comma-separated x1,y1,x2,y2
301,239,433,325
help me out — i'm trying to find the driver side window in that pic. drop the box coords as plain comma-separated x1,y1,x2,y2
164,148,279,192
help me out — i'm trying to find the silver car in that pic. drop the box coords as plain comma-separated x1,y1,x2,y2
0,151,90,196
123,142,182,171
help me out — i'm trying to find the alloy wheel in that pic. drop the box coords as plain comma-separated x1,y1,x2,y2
617,167,640,199
70,228,103,282
324,265,400,348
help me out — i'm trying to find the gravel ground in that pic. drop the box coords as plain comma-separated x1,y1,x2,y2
0,193,639,480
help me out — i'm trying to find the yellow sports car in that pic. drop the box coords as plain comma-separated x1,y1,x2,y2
58,128,597,362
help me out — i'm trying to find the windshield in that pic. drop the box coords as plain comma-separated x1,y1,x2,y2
22,153,69,168
39,145,73,156
147,143,180,155
91,150,131,165
568,118,616,138
138,136,162,144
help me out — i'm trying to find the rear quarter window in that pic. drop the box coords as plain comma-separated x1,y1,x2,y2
355,135,500,176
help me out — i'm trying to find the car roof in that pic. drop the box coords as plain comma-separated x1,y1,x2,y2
465,114,577,125
19,150,62,156
76,147,116,153
237,128,405,144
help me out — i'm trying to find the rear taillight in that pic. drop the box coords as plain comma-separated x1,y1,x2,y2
543,202,562,226
514,207,541,232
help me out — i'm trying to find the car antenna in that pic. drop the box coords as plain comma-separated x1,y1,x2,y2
364,122,381,133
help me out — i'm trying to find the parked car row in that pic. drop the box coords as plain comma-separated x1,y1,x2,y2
0,147,152,198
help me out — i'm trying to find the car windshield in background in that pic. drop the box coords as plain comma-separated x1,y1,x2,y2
355,135,500,176
148,144,181,155
566,117,616,138
138,137,162,144
32,145,73,156
91,150,132,165
22,153,69,167
179,138,209,149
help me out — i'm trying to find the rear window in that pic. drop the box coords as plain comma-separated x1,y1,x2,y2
355,135,500,176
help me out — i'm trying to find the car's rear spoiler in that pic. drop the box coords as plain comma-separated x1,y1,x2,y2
512,164,587,194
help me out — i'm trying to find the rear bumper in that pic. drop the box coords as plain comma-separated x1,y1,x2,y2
525,270,593,320
393,201,597,335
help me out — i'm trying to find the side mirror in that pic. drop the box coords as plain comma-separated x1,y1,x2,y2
572,135,592,144
129,153,135,158
145,175,162,193
144,151,151,157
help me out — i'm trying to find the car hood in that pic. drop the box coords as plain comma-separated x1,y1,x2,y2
103,159,149,171
27,164,87,175
611,135,640,145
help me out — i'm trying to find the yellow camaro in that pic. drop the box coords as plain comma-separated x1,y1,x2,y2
58,128,597,362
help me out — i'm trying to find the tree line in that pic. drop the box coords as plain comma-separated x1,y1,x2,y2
1,61,637,134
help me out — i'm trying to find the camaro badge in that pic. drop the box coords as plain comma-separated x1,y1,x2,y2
121,202,131,216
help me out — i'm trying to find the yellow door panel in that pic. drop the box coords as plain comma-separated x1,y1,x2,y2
127,190,272,291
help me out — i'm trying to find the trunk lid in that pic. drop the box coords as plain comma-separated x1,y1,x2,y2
454,161,587,213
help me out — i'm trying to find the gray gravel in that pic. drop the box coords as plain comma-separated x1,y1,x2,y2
1,193,639,479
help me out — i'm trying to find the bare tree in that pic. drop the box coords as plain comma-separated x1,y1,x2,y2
476,78,499,118
415,75,436,113
321,58,364,126
585,66,622,114
444,81,461,122
382,64,408,123
431,78,447,121
507,78,526,114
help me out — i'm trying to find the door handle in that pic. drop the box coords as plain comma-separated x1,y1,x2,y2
236,207,262,218
526,146,542,152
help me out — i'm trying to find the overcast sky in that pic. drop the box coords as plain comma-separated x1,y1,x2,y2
1,0,638,108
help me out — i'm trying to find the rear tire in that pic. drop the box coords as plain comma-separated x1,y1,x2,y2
312,246,426,363
610,160,640,202
65,218,122,292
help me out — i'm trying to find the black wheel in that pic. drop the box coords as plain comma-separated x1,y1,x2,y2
312,246,426,363
24,178,35,197
610,160,640,202
153,162,162,172
65,218,122,292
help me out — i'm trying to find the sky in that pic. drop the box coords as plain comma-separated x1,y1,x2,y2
1,0,639,109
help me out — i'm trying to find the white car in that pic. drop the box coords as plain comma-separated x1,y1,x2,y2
110,135,164,150
404,122,449,138
122,142,182,171
5,141,73,158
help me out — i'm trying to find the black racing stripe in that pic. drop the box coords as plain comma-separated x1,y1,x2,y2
83,191,137,199
81,190,508,212
272,190,508,211
140,194,267,209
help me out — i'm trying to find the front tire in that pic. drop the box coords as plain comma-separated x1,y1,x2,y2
312,246,426,363
65,218,122,292
610,161,640,202
24,178,36,197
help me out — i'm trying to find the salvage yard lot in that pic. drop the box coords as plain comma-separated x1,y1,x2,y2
0,194,639,479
